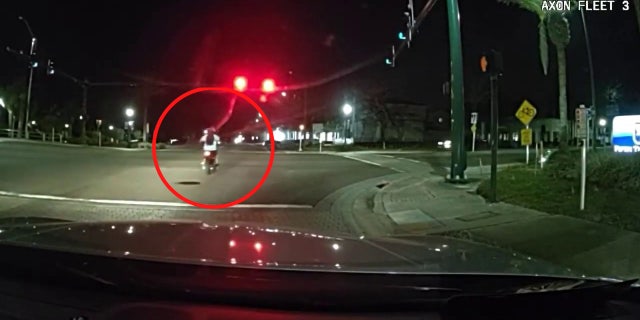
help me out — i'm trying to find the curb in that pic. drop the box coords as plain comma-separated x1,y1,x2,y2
315,172,406,236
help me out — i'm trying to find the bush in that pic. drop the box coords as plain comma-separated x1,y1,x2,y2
546,148,640,192
587,152,640,192
545,148,581,180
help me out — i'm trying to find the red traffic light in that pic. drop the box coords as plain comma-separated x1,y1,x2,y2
261,78,275,93
233,76,248,92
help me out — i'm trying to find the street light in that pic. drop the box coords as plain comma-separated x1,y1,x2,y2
108,125,114,130
598,118,606,127
342,103,353,116
125,107,134,118
18,16,37,140
342,103,353,145
79,115,83,120
31,120,36,125
298,124,305,152
64,123,69,129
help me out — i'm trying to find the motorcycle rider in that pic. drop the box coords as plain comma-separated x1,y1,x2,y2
200,127,221,167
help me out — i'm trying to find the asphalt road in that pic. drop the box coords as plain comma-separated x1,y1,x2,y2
0,141,394,206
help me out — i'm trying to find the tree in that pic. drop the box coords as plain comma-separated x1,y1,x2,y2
603,82,623,117
356,83,397,149
0,78,27,137
498,0,575,143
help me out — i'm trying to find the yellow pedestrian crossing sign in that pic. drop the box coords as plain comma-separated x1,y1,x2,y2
515,100,537,126
521,128,532,146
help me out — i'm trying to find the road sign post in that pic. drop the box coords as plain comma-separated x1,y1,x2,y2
575,105,589,211
313,123,324,152
471,112,478,152
521,126,532,165
96,119,102,147
516,100,537,166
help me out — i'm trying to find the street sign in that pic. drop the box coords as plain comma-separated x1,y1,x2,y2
515,100,537,126
96,119,102,127
575,107,588,139
470,124,477,133
470,112,478,125
521,128,532,146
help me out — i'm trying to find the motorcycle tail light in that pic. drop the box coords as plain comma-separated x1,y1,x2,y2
203,151,211,156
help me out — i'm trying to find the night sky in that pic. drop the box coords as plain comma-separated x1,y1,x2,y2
1,1,639,139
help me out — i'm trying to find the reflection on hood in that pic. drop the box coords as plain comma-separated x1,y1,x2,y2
0,219,579,277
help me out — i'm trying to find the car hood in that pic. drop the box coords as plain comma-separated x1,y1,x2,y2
0,218,579,277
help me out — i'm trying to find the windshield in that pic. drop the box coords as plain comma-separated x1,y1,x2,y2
0,0,639,283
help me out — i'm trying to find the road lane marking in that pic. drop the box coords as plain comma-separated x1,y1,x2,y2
340,155,384,167
397,157,421,164
340,155,405,173
0,191,313,209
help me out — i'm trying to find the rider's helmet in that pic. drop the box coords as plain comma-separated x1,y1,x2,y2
204,126,217,145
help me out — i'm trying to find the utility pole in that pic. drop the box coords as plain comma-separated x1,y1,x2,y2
446,0,467,182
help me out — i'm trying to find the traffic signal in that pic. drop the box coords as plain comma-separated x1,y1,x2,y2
46,59,55,75
233,76,248,92
480,50,503,76
261,78,275,93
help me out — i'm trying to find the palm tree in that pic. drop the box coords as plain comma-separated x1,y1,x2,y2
498,0,574,143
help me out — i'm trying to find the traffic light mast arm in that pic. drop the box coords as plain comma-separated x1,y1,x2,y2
390,0,439,64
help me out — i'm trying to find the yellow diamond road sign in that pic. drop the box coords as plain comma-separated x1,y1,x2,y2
521,128,532,146
515,100,537,126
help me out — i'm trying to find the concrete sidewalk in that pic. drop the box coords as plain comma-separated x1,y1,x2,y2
342,156,640,280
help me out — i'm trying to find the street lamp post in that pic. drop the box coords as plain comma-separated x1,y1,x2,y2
598,118,607,145
125,107,134,147
299,124,304,152
19,16,37,140
342,103,353,145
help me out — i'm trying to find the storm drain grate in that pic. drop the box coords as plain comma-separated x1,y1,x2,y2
177,181,201,185
456,211,499,222
376,181,390,189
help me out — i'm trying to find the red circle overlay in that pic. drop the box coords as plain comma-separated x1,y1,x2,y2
152,87,276,209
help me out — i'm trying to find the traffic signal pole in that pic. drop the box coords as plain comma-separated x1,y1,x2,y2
489,73,499,203
446,0,467,182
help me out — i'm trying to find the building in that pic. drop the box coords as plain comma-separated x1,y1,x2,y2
349,100,450,145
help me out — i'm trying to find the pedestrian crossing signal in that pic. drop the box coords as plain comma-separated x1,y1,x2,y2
480,50,503,75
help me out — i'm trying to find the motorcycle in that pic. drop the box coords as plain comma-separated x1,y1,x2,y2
202,150,218,175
